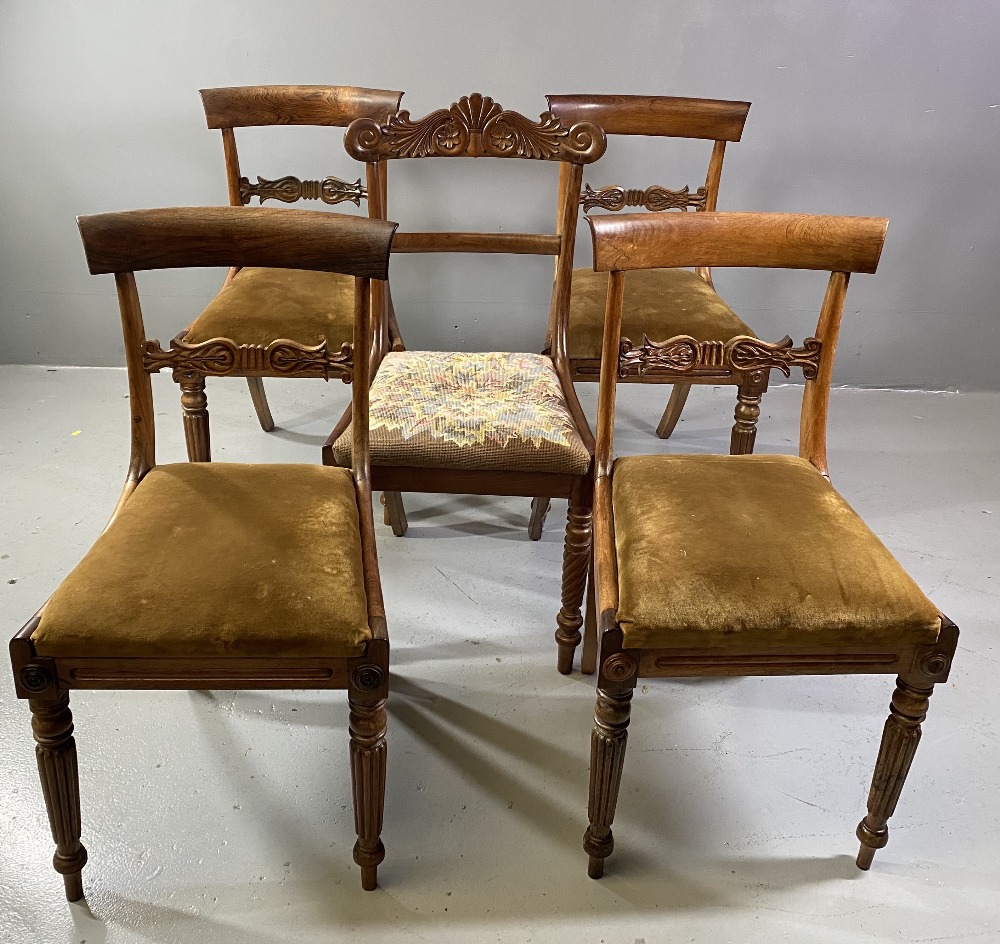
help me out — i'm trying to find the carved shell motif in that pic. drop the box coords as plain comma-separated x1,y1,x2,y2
345,93,606,164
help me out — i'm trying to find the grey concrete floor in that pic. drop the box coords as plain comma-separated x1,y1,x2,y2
1,364,997,944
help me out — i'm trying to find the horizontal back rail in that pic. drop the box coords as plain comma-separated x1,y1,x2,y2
78,207,397,278
391,232,560,254
546,94,750,141
201,85,404,129
589,212,887,274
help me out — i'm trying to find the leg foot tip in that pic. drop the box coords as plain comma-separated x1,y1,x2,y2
361,867,378,891
856,847,875,870
587,856,605,879
63,874,84,902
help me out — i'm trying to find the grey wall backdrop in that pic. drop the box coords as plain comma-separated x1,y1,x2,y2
1,1,997,389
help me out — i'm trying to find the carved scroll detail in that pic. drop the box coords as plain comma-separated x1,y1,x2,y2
239,174,366,206
345,92,605,164
617,334,822,380
143,336,354,381
582,183,708,213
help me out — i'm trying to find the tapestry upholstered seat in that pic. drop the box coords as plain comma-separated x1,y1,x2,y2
612,453,941,651
331,351,592,475
32,463,370,659
184,267,357,349
566,267,754,362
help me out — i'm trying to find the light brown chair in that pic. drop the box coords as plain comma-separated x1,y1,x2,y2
322,93,606,673
527,94,753,539
583,210,959,878
9,206,397,899
173,85,403,460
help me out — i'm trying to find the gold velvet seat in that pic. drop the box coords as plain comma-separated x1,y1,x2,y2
10,207,398,901
612,453,941,651
331,351,591,474
567,267,754,362
33,463,370,660
582,210,960,881
184,267,356,349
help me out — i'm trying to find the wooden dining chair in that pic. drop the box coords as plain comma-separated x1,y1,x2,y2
9,206,397,899
582,210,959,878
322,93,606,673
173,85,403,460
527,94,753,539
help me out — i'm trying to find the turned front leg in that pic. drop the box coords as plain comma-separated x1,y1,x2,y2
177,369,210,462
583,686,633,878
555,499,593,674
31,694,88,901
730,370,768,455
349,695,387,890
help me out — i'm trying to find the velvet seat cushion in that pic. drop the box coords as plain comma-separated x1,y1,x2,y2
332,350,591,474
567,267,755,361
32,463,371,659
183,267,356,348
612,454,941,651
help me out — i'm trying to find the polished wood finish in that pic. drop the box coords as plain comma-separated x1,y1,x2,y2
585,210,958,878
10,208,396,898
330,93,606,672
78,206,394,277
589,212,887,274
201,85,403,129
546,94,750,141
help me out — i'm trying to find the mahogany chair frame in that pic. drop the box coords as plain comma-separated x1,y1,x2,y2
173,85,404,460
583,210,959,878
321,93,607,673
9,206,397,899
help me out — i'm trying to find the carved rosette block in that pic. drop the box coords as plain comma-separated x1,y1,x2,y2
584,688,633,878
345,93,605,165
555,502,593,674
581,183,708,213
856,677,932,869
144,337,354,382
617,334,822,380
239,174,366,207
349,698,387,891
31,695,88,901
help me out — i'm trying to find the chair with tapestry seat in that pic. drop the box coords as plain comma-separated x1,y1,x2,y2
9,206,397,900
582,210,959,879
172,85,404,461
527,94,754,539
321,92,606,674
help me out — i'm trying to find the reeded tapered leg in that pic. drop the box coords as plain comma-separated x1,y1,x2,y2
349,696,387,890
655,383,692,440
31,695,88,901
382,492,408,537
528,497,551,541
178,370,210,462
246,377,275,432
581,555,598,676
855,677,933,869
584,688,632,878
730,371,767,455
555,497,592,674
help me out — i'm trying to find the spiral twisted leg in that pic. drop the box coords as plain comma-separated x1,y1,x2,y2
555,497,592,674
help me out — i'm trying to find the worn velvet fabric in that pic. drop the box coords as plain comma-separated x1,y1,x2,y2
612,454,941,650
184,267,356,348
332,351,591,474
32,464,371,658
567,267,754,361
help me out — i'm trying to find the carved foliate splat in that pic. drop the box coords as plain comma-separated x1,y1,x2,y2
581,183,708,213
143,336,354,381
617,334,822,379
345,93,605,164
239,174,366,206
